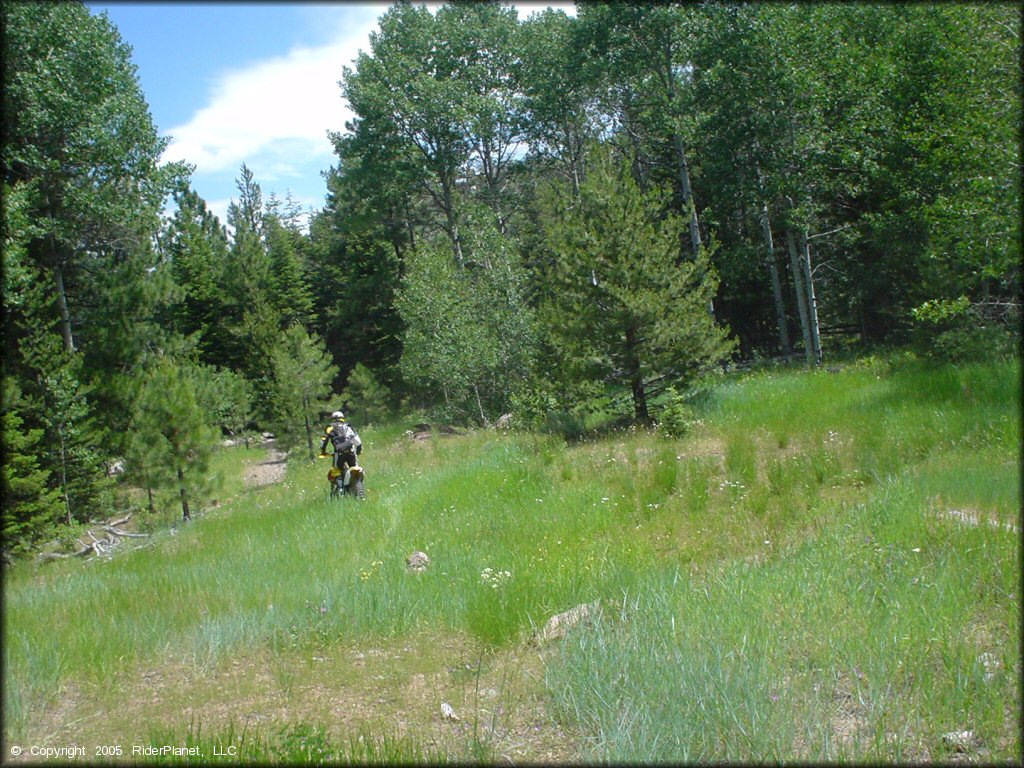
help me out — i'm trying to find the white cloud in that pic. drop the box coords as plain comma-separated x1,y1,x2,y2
161,9,383,175
161,2,576,217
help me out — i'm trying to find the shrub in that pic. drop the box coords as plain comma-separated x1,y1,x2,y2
911,297,1019,363
656,387,698,438
509,380,559,431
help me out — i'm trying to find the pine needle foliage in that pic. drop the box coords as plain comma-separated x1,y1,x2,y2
268,326,338,461
1,381,61,553
341,363,392,427
128,358,217,521
540,145,735,422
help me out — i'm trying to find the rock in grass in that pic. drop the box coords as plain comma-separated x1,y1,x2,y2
535,600,602,643
406,551,430,573
942,730,979,753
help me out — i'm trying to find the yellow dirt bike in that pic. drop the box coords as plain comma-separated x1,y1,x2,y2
323,459,366,500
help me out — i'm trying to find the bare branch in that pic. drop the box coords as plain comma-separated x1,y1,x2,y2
104,526,148,539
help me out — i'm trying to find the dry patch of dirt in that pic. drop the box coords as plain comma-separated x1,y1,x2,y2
243,440,288,488
671,434,727,461
25,631,580,763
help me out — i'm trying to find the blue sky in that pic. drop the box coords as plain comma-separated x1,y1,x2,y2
86,2,575,230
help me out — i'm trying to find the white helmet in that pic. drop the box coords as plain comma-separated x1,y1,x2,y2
331,411,345,421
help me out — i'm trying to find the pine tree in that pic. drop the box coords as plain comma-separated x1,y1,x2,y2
128,358,216,521
2,2,187,356
306,166,406,391
212,166,284,418
229,164,264,239
21,341,115,525
540,146,734,422
264,211,313,328
3,2,187,536
165,187,233,366
209,368,252,443
268,326,338,461
1,380,61,554
341,364,392,427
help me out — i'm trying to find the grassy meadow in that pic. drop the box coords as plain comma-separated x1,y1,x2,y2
3,355,1019,763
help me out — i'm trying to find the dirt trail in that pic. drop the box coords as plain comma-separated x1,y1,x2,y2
243,440,288,487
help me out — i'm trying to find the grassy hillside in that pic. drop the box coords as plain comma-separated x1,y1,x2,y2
3,356,1019,763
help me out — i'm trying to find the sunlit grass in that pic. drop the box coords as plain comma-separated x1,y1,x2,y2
544,357,1020,762
3,356,1019,762
3,431,651,739
546,478,1020,762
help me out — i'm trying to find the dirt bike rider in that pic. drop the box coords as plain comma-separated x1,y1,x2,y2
319,411,362,472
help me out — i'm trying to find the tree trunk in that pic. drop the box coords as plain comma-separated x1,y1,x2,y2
799,230,822,363
625,325,650,423
761,202,792,356
303,394,315,461
630,371,649,424
146,484,155,516
786,229,814,365
403,198,416,260
58,428,72,526
663,47,713,319
473,384,486,425
672,138,715,320
567,129,582,196
442,184,464,268
54,263,75,353
672,134,702,257
663,44,701,258
177,465,190,521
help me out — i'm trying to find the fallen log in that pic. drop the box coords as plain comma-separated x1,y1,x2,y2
37,542,95,563
107,512,133,528
104,526,148,539
36,509,151,564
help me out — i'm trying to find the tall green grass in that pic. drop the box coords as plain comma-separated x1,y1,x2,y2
545,358,1020,761
3,432,650,739
3,356,1018,761
546,479,1020,761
